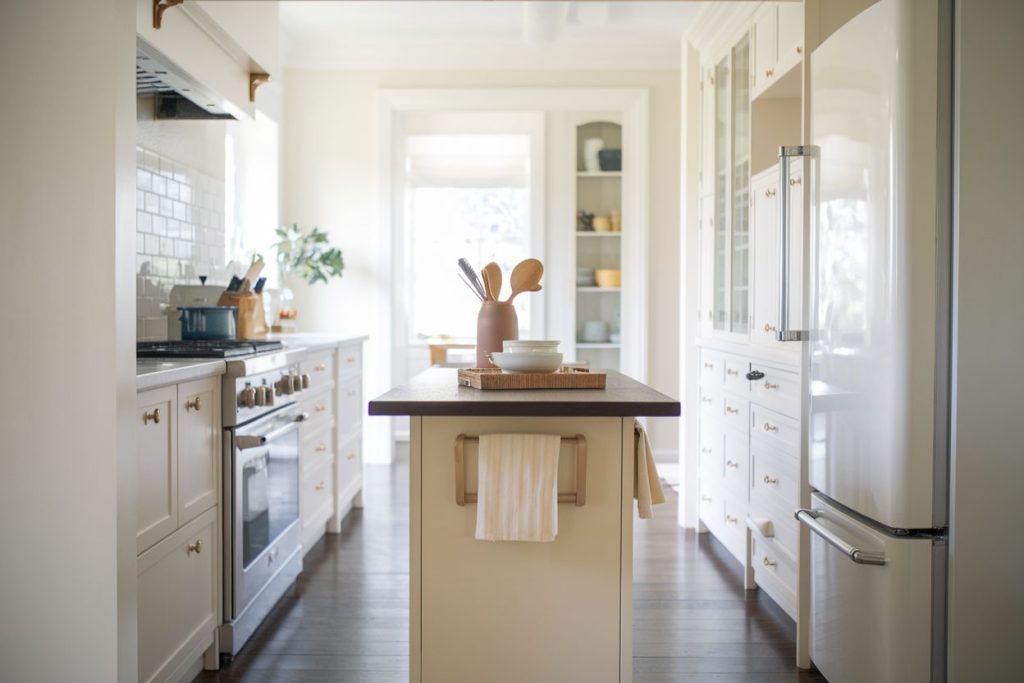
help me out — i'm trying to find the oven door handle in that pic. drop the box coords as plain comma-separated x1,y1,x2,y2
236,412,310,450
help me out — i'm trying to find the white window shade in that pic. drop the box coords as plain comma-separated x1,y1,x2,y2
405,134,530,188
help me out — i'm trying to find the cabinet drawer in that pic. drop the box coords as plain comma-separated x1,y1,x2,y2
751,533,798,618
722,395,748,432
302,458,334,533
723,357,750,395
750,495,800,561
699,350,726,390
301,349,335,383
337,431,363,492
698,385,723,423
177,377,220,527
698,486,721,536
720,490,748,563
301,421,333,476
722,427,749,499
137,385,178,554
337,377,362,434
337,343,362,379
750,439,799,512
751,404,800,452
137,507,217,683
297,385,334,434
750,363,800,418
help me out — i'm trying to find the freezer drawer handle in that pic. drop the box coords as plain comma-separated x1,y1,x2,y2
795,508,887,566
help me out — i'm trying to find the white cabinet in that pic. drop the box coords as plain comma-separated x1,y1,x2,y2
177,377,220,527
137,508,218,683
752,2,804,98
698,194,716,338
137,386,178,554
136,376,222,680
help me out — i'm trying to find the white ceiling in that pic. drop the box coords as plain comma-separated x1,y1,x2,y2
280,1,705,71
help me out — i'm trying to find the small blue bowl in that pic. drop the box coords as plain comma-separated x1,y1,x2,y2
598,149,622,172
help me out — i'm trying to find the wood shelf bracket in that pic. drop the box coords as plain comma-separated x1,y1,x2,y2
153,0,184,29
249,72,270,103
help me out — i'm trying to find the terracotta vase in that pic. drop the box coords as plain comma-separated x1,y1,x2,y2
476,301,519,368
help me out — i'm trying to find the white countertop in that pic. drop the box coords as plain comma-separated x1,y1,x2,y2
136,359,226,391
267,333,369,351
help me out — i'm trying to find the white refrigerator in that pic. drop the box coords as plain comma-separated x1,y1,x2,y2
781,1,952,681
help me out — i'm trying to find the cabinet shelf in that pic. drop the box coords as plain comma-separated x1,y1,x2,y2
576,231,622,238
576,171,622,178
576,343,621,349
577,286,621,293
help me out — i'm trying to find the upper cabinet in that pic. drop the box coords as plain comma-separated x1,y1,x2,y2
752,2,804,99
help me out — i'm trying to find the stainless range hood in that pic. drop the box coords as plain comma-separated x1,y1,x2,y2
136,38,236,120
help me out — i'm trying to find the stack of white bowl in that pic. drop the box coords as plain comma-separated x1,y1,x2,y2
488,340,563,374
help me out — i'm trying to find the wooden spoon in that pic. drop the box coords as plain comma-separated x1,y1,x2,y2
507,259,544,303
482,262,502,302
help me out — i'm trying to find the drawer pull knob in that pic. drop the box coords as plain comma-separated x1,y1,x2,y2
185,397,201,412
764,381,779,390
315,480,326,491
346,356,356,364
143,408,160,425
315,404,326,412
726,460,739,469
790,176,802,187
701,495,713,503
701,397,713,404
765,188,776,198
187,539,202,555
316,443,327,453
796,45,803,55
703,362,715,369
725,406,739,415
763,322,777,333
763,422,779,433
347,390,357,397
700,447,713,454
725,514,738,525
726,368,739,376
763,475,779,485
315,363,327,371
763,556,777,568
346,452,356,461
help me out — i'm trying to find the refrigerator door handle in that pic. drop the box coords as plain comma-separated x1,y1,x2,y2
776,145,815,342
795,508,887,566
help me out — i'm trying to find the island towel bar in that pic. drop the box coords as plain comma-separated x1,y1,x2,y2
454,434,587,507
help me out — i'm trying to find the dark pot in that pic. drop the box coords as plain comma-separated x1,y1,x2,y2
598,149,622,172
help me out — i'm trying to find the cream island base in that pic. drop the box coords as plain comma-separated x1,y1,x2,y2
369,369,680,683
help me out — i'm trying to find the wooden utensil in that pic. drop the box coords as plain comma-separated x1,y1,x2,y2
507,259,544,303
482,262,502,302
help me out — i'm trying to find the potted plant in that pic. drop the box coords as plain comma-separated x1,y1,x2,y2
271,223,345,329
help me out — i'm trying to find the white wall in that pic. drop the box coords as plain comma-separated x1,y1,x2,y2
948,0,1024,678
282,68,681,456
0,0,136,681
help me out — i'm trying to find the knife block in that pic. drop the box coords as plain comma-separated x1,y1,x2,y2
217,291,268,340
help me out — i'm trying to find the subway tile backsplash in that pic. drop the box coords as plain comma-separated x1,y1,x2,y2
135,146,226,341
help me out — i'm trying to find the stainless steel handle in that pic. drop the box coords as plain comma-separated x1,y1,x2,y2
236,412,310,450
777,145,814,342
795,508,886,566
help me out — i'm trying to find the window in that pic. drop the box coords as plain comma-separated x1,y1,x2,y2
403,133,533,341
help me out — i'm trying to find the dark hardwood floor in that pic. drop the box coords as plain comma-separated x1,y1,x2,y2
196,451,824,682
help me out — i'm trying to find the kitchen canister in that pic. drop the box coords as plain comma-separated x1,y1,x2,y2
582,320,610,343
477,301,519,368
583,138,605,172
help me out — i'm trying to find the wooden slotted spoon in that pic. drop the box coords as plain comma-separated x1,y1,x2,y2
506,259,544,303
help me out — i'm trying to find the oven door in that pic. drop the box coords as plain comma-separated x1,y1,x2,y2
230,406,305,618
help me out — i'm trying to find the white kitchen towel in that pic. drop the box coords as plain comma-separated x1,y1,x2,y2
475,433,561,542
634,420,666,519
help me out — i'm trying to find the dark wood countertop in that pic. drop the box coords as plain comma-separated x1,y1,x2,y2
368,368,680,417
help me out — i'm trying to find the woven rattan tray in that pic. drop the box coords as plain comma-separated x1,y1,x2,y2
457,367,606,390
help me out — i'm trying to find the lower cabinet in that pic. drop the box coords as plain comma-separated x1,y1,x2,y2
697,347,801,620
137,502,219,683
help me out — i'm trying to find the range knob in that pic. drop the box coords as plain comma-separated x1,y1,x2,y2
290,373,302,393
261,386,274,406
301,374,311,390
238,386,257,408
254,386,266,406
278,375,294,395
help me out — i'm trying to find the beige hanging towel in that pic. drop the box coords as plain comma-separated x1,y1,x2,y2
475,433,561,542
634,420,666,519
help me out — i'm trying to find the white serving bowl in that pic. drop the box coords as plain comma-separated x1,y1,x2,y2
488,351,563,374
503,340,560,353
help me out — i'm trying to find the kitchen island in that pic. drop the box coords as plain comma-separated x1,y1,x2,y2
369,368,679,683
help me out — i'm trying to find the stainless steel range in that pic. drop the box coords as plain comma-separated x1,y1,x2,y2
219,348,313,659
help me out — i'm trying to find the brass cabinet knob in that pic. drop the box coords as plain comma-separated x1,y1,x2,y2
764,322,777,333
345,355,356,365
764,381,779,391
725,405,739,415
700,447,712,454
765,68,774,78
703,362,715,369
701,396,713,404
701,495,713,503
315,403,326,413
726,368,739,376
763,556,777,568
763,475,779,485
143,408,160,425
346,452,356,461
763,422,779,433
725,514,738,525
790,176,802,186
796,45,803,55
316,443,327,453
187,539,202,555
185,396,201,412
315,480,326,491
765,188,777,198
726,460,739,469
315,362,327,372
